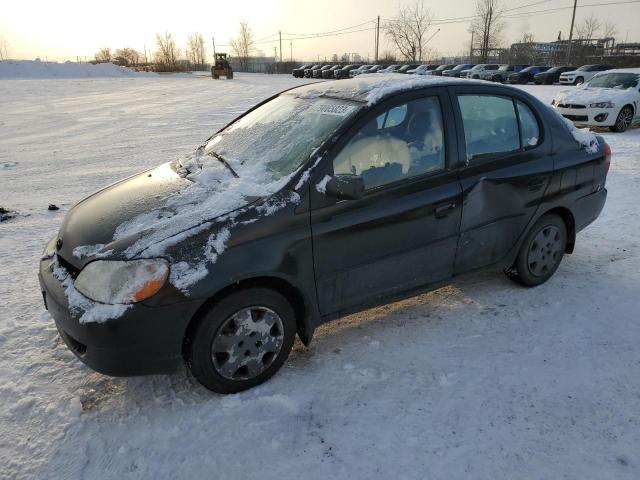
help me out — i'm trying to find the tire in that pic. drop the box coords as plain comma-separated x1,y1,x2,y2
610,105,633,133
228,73,233,79
574,76,584,85
505,213,567,287
492,75,501,82
187,288,296,394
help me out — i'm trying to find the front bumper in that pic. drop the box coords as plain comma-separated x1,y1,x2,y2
39,252,203,376
555,106,616,127
559,77,575,84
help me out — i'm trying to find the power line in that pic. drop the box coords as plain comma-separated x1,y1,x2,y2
281,19,377,37
215,0,639,50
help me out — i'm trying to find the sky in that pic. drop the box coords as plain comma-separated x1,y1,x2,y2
1,0,639,62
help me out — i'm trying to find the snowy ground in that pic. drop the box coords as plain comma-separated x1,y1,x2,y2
1,73,639,479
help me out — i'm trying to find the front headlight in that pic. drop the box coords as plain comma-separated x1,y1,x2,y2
589,101,614,108
75,259,169,304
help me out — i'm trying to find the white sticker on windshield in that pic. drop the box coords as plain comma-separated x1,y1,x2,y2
310,103,356,117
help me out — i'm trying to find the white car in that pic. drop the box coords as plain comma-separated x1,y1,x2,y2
559,64,616,85
552,68,640,132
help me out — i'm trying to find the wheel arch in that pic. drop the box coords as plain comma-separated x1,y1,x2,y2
621,103,635,115
182,275,315,361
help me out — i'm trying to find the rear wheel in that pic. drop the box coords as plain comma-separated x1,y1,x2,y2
610,106,633,133
505,214,567,287
187,288,296,393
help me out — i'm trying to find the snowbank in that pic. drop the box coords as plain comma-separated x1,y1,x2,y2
0,60,152,79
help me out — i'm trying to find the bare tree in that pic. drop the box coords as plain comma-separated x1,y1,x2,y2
576,14,601,42
469,0,505,62
384,0,434,61
380,50,398,62
155,31,180,70
230,21,254,70
94,46,112,63
114,47,140,67
186,32,206,69
602,20,617,40
511,32,536,64
0,35,10,61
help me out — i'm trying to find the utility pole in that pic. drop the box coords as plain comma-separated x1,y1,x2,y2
212,37,216,58
375,16,380,62
470,31,474,60
290,41,293,62
566,0,578,62
279,31,283,63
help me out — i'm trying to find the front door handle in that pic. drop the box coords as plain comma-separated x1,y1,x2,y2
434,202,457,219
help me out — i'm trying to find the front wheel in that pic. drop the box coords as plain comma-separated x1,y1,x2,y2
505,214,567,287
187,288,296,393
574,76,584,85
610,106,633,133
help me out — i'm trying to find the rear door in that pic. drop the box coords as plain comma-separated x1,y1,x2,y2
448,86,554,273
310,89,462,315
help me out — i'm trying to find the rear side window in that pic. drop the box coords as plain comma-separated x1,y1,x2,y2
516,101,540,148
458,95,519,161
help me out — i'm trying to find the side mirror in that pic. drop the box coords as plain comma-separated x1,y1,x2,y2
323,174,365,200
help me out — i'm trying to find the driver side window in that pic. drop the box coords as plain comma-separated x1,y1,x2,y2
333,97,445,190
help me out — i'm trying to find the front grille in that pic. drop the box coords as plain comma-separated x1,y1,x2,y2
558,103,586,109
562,114,589,122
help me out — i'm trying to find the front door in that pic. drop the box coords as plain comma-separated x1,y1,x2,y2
309,90,462,316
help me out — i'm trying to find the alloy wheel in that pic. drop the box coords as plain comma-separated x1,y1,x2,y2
527,225,563,277
616,107,633,132
211,306,284,380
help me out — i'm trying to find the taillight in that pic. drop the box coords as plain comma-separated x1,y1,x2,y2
604,142,611,175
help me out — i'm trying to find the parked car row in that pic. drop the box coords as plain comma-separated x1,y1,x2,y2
292,62,622,85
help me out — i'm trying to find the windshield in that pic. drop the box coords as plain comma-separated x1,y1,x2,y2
587,72,639,89
498,65,512,71
454,64,470,70
521,66,542,73
576,65,594,71
202,95,360,182
436,65,451,71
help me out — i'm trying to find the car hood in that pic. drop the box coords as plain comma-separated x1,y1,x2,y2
554,86,635,106
55,160,255,268
561,71,581,76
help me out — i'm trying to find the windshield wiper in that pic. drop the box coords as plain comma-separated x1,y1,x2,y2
208,150,239,178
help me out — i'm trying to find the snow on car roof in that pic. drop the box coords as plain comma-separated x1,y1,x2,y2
290,73,486,106
593,68,640,75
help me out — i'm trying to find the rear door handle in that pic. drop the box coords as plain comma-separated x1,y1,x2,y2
434,202,457,219
527,176,547,192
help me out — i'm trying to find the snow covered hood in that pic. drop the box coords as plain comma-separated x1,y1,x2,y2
56,162,193,267
554,85,638,106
